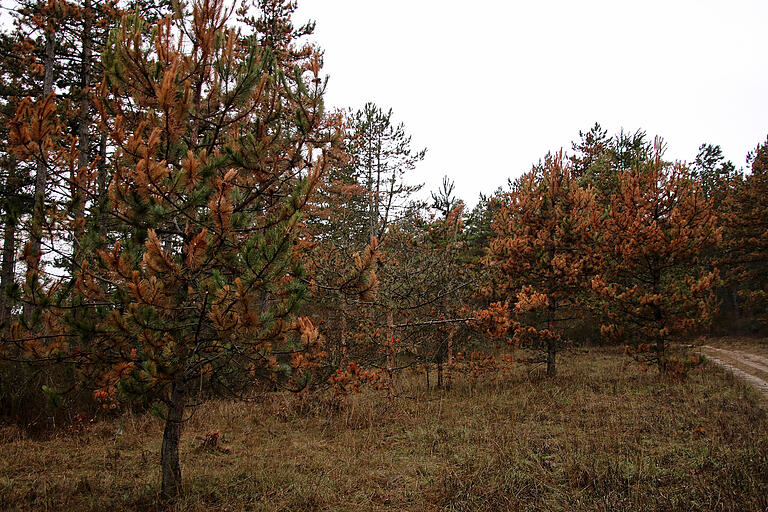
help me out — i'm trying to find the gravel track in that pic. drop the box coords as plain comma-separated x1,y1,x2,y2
700,345,768,398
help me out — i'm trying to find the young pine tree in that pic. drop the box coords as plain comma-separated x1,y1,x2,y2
487,152,598,376
722,136,768,328
9,0,339,499
593,140,720,370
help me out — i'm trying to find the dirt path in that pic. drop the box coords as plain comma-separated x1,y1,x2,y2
699,345,768,398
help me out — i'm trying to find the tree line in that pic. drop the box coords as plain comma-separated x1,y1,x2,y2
0,0,766,500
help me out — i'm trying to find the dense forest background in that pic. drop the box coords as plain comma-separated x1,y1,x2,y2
0,0,766,500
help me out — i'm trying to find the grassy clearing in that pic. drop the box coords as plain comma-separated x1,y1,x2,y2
1,346,767,511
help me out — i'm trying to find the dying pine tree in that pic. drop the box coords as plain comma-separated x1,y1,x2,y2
301,118,381,392
593,140,720,371
6,0,339,499
487,152,598,376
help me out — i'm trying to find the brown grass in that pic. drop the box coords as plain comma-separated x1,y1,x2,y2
1,346,767,511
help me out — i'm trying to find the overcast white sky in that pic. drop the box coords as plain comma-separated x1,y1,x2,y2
294,0,768,207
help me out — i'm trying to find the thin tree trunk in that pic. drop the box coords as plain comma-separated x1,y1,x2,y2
386,309,394,402
96,133,108,234
546,302,557,377
546,342,556,377
40,30,56,110
437,336,443,389
367,149,375,242
95,26,110,235
161,380,186,500
446,329,453,390
72,0,92,269
0,158,18,325
651,272,666,369
24,29,56,322
0,220,15,327
340,306,347,363
653,302,666,370
0,161,17,328
374,148,382,239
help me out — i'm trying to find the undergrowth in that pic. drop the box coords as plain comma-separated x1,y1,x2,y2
0,346,766,511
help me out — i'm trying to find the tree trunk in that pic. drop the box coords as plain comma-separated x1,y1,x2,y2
72,0,92,270
546,302,557,377
0,209,16,329
339,306,347,363
386,309,394,402
0,158,19,329
96,133,108,234
374,148,382,240
367,150,375,242
653,303,666,370
0,221,15,328
24,29,56,322
161,380,186,500
446,329,453,390
437,337,443,389
95,26,110,235
546,343,556,377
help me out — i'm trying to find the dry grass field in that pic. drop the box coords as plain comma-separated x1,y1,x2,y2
1,344,767,511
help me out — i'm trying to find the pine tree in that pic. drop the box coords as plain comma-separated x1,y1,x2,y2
570,124,651,200
593,140,720,370
2,0,122,327
570,122,610,179
691,143,737,202
6,0,337,498
10,0,63,323
348,102,425,242
487,151,598,376
722,136,768,328
0,29,38,328
301,120,380,382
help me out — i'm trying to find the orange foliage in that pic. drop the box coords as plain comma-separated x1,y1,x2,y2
595,141,720,368
484,151,598,375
